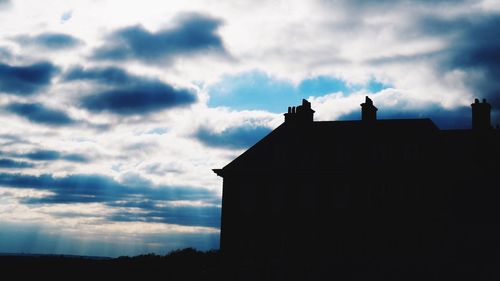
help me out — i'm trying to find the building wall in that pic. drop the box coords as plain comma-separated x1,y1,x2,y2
219,129,500,279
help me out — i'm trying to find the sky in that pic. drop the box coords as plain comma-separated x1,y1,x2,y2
0,0,499,257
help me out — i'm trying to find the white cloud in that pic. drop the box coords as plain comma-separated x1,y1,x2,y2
0,0,497,256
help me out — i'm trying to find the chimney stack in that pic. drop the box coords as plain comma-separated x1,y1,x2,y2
284,99,315,124
471,98,491,130
361,96,378,121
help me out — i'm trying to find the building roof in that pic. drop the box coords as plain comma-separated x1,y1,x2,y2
214,118,439,176
214,98,499,177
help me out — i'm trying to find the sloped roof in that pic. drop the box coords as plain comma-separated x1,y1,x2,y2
214,118,439,176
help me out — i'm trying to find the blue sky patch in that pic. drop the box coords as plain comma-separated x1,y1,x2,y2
207,71,296,112
297,76,350,96
146,128,168,135
207,71,390,112
367,79,390,93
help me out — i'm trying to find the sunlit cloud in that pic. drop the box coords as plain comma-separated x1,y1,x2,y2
0,0,498,257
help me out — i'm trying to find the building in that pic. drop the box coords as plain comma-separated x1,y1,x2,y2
214,97,500,280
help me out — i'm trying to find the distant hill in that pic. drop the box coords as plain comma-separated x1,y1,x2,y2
0,252,112,260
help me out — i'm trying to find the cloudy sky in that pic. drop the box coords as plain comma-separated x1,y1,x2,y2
0,0,499,257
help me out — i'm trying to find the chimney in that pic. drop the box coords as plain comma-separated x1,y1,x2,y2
361,96,378,121
471,98,491,130
284,99,315,124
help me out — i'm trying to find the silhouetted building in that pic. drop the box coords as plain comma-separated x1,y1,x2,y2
214,97,500,280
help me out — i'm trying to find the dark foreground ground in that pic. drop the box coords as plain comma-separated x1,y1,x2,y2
2,248,500,280
0,248,221,280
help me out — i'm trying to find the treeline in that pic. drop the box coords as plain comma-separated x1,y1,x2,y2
3,248,497,280
0,248,222,280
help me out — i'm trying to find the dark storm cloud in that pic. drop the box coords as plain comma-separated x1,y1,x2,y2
109,205,221,228
437,17,500,103
15,149,88,163
15,33,83,49
64,66,133,85
80,85,195,115
414,13,500,123
64,66,197,115
1,173,214,203
0,172,220,227
107,199,220,228
62,153,89,163
362,10,500,125
92,13,225,64
5,102,76,126
195,125,272,149
0,62,58,95
21,150,61,161
0,158,34,169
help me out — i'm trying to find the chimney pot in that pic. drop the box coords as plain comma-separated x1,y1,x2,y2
471,98,491,130
284,100,315,123
361,96,378,121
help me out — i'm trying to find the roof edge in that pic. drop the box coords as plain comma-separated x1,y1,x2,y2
213,169,223,177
